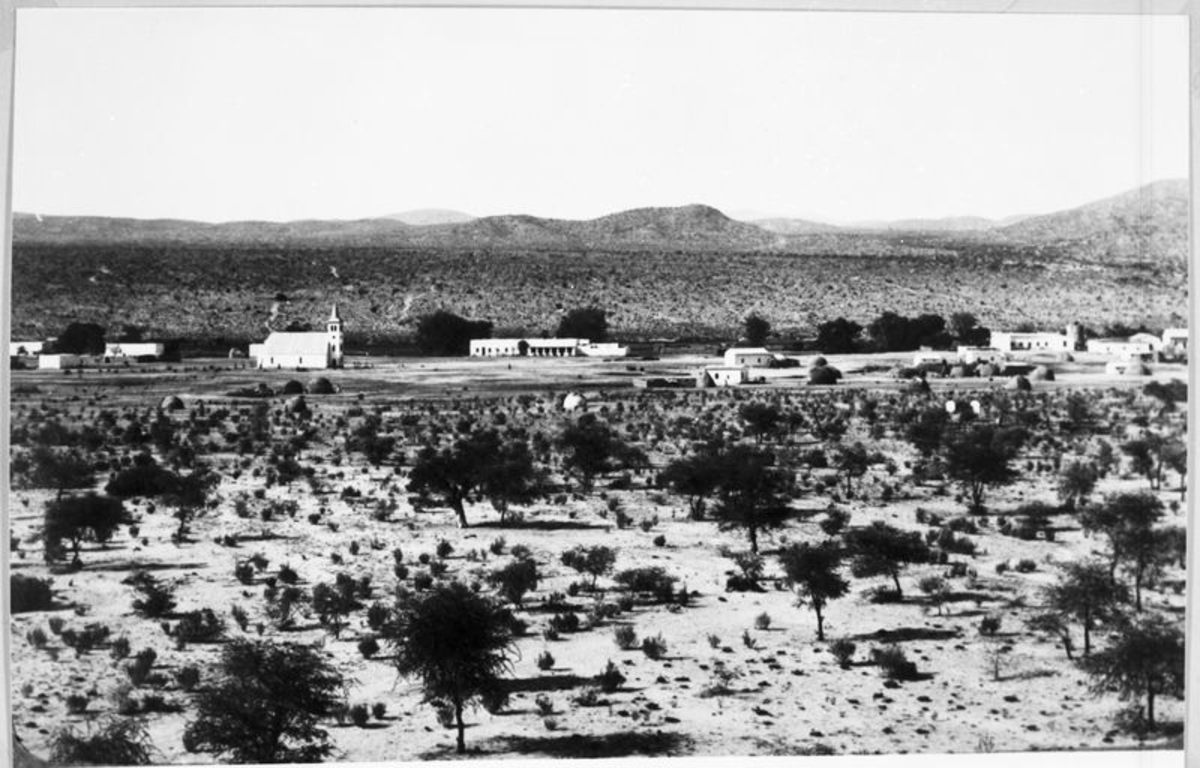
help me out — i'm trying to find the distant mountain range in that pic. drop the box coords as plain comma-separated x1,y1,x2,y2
12,179,1188,262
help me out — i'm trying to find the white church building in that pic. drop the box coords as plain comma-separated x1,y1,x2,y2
250,305,344,369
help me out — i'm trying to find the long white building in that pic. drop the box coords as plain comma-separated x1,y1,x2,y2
469,338,627,358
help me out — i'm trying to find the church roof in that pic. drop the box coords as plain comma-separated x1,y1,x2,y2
259,332,332,357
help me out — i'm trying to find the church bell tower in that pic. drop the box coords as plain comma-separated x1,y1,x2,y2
327,304,344,368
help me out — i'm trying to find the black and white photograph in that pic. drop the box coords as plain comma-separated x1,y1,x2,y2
3,4,1192,764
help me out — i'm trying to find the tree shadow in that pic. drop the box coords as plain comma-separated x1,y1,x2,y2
474,520,611,532
479,730,694,759
72,560,209,573
501,674,591,693
850,626,963,643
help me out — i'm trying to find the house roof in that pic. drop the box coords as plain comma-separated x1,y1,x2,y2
259,332,331,357
726,347,771,355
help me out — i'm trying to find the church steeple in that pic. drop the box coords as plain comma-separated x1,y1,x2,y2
326,304,344,368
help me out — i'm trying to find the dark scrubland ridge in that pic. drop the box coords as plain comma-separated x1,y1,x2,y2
10,243,1187,347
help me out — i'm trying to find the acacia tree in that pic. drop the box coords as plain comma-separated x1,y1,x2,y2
25,446,95,500
44,493,131,565
1042,560,1129,657
738,402,781,444
182,639,345,763
556,416,640,492
560,545,617,589
385,582,517,754
942,424,1024,514
834,442,871,496
1080,492,1164,595
408,430,542,527
777,541,849,640
1058,460,1099,511
1084,616,1185,731
709,445,792,554
661,451,722,520
843,521,930,599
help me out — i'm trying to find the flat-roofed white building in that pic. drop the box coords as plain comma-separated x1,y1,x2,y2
723,347,773,367
249,305,344,369
469,338,590,357
1086,335,1159,357
104,342,165,358
989,331,1071,354
9,341,44,356
579,342,628,358
957,346,1007,365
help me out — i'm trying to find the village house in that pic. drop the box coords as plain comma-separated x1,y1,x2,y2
701,366,749,387
9,341,45,357
1161,328,1188,355
988,330,1073,354
956,346,1007,365
104,342,166,359
1086,333,1162,358
38,354,82,370
723,347,773,367
249,305,344,369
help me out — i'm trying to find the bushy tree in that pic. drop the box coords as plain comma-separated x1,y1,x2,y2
408,429,542,527
55,322,106,355
778,541,849,640
560,545,617,589
488,558,540,606
1080,492,1165,598
556,306,608,342
1084,616,1184,731
556,416,642,492
814,317,862,354
738,402,781,444
843,521,930,599
661,451,722,520
385,581,517,754
1121,435,1168,490
1042,560,1129,657
949,312,989,347
942,424,1024,514
24,446,95,500
1058,460,1098,511
182,639,345,763
44,492,131,564
49,719,153,765
709,445,792,554
415,310,494,356
743,312,770,345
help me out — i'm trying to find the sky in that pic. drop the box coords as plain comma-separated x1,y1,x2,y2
10,7,1190,223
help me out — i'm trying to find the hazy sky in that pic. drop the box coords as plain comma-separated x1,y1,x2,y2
12,8,1189,223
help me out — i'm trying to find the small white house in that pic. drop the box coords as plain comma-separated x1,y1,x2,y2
579,342,628,358
723,347,773,367
104,342,165,359
913,351,950,367
989,331,1071,354
1086,336,1158,358
9,341,44,356
957,346,1007,365
704,366,748,387
39,354,82,370
1162,328,1188,350
250,305,344,369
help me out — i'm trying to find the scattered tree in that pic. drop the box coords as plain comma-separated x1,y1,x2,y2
43,493,131,565
843,521,931,599
1042,560,1129,657
742,312,770,346
556,306,608,342
709,445,792,554
182,639,346,763
778,541,849,640
384,581,517,754
1084,616,1185,732
942,424,1024,514
415,310,493,356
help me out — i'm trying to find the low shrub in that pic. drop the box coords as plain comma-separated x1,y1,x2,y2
175,665,200,692
872,646,918,680
595,659,626,692
613,624,639,650
172,609,225,645
534,693,554,716
979,615,1002,636
754,612,772,630
641,633,668,660
358,637,380,658
372,702,387,720
1015,559,1037,573
65,694,90,715
26,627,49,649
548,612,580,634
829,638,856,669
350,703,370,728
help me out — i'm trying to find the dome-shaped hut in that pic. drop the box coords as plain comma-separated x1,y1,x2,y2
809,365,842,386
562,392,587,411
1123,361,1152,377
309,377,335,395
283,395,309,414
159,395,184,411
281,379,305,395
1030,365,1056,381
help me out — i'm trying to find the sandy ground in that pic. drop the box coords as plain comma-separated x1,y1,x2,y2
6,352,1188,762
